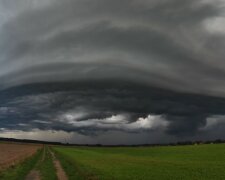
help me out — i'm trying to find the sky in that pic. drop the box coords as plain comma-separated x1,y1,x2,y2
1,0,225,144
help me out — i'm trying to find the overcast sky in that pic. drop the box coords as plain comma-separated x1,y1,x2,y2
1,0,225,144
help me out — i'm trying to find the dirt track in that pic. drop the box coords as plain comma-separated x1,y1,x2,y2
49,148,68,180
25,145,68,180
26,170,41,180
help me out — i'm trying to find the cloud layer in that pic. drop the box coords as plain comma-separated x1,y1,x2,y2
0,0,225,95
1,82,225,140
1,0,225,143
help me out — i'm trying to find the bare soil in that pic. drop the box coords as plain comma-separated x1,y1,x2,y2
0,143,41,171
49,148,68,180
25,170,41,180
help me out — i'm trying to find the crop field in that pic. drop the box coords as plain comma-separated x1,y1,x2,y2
1,142,225,179
0,143,41,171
53,144,225,180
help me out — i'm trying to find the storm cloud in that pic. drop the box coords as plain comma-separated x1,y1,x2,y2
1,0,225,143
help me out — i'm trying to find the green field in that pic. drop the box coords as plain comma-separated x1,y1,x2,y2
53,144,225,180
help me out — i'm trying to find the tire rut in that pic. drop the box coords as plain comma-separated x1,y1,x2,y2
25,170,41,180
25,145,45,180
49,147,68,180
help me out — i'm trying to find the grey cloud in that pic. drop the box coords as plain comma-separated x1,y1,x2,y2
1,0,225,143
0,0,225,96
1,81,225,138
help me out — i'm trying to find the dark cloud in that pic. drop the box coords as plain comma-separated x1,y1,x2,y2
0,0,225,143
0,0,224,94
1,81,225,138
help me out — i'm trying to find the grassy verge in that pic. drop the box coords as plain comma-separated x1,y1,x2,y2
0,149,42,180
37,146,57,180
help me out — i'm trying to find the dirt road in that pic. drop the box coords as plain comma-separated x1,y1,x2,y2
26,145,68,180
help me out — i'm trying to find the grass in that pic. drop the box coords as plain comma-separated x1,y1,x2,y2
53,147,87,180
0,149,42,180
53,144,225,180
37,146,57,180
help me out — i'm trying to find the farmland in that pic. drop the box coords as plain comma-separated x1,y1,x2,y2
0,142,42,180
1,142,225,179
0,143,41,171
53,144,225,180
0,142,65,180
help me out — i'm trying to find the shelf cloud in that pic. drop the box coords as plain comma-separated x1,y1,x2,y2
0,0,225,144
